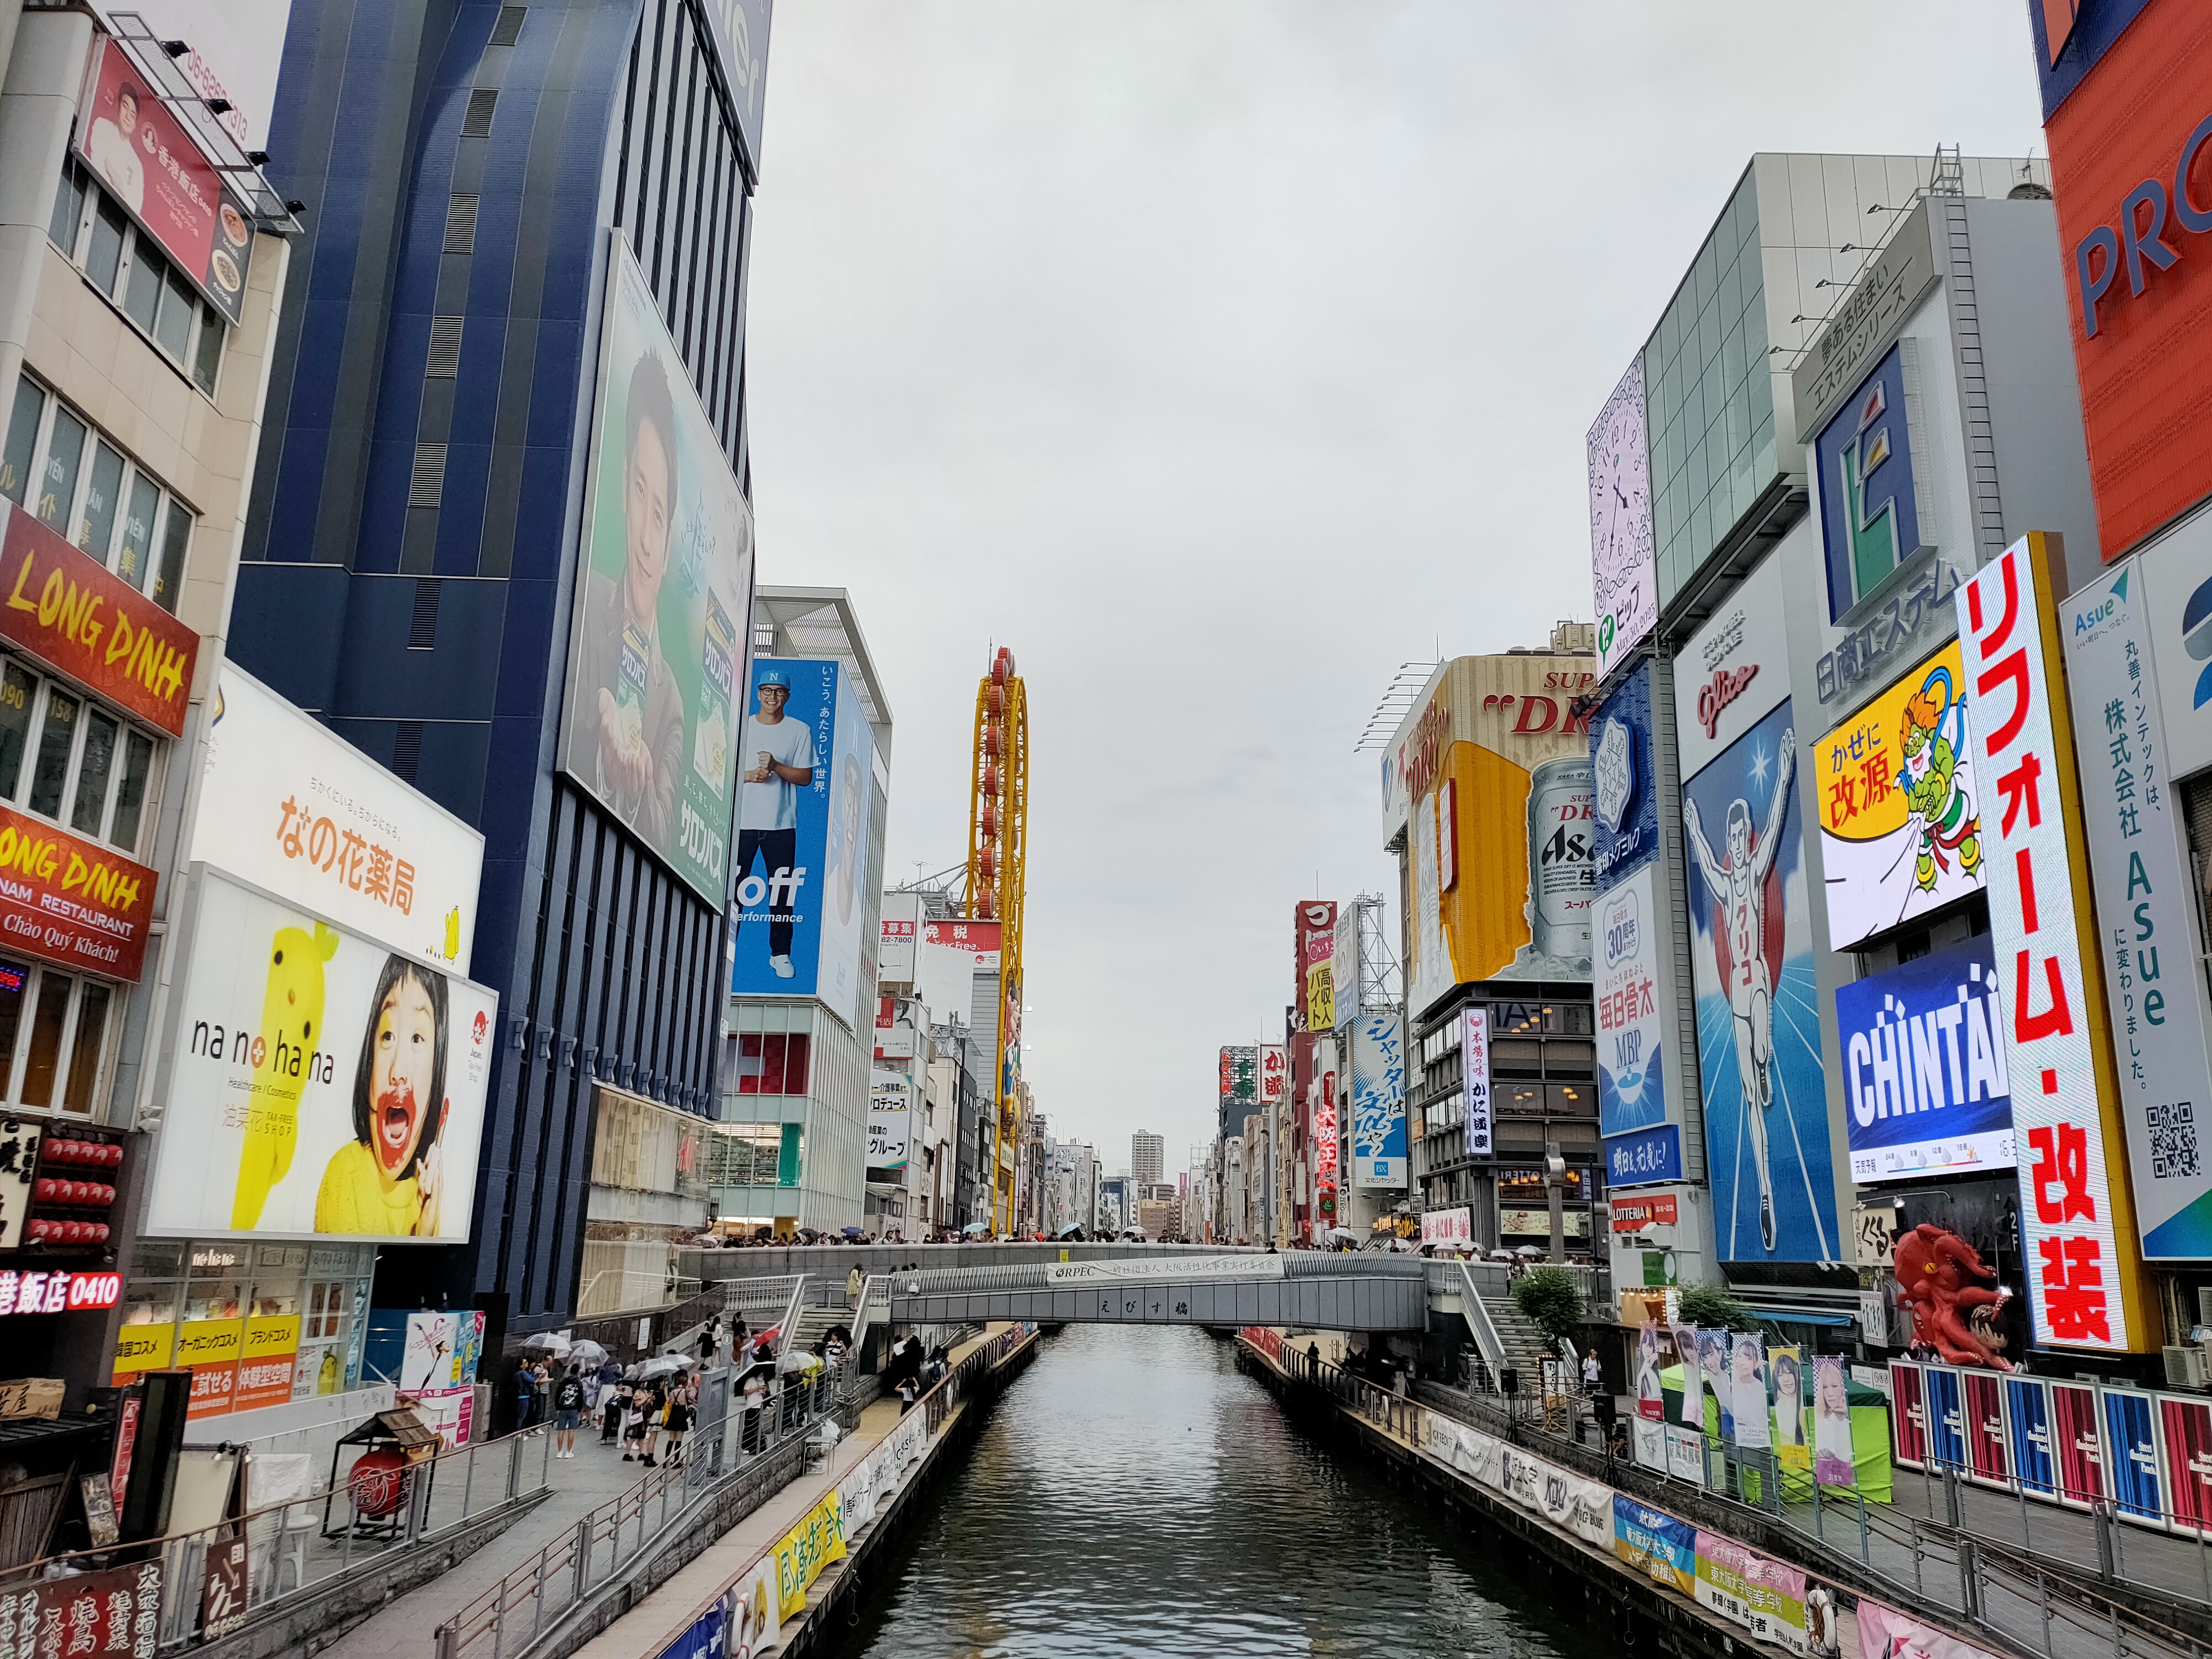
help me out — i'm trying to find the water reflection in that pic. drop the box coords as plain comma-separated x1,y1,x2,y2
839,1323,1604,1659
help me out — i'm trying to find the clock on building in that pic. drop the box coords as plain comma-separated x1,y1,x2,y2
1587,359,1656,676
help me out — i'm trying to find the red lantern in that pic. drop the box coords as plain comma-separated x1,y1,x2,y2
91,1224,108,1244
34,1180,53,1203
348,1447,412,1518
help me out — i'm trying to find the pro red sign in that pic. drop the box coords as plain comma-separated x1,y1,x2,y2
0,502,197,737
76,39,254,326
0,799,156,982
2043,0,2212,556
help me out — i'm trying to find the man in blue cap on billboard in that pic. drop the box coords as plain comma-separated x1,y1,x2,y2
735,669,817,978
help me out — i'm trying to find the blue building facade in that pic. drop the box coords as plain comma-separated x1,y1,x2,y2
233,0,767,1335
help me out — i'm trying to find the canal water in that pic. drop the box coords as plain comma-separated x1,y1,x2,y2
836,1323,1609,1658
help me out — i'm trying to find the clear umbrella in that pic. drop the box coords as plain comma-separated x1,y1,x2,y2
569,1339,609,1370
519,1332,571,1358
635,1354,693,1380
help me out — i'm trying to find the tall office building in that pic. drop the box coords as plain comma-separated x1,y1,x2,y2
232,0,776,1340
1131,1131,1164,1188
717,588,890,1236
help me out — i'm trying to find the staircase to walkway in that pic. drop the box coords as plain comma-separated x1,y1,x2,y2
1478,1295,1554,1379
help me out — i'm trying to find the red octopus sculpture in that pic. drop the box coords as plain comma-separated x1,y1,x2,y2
1892,1223,2012,1371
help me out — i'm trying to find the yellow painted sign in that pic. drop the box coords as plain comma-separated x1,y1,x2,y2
176,1318,244,1366
112,1323,175,1376
774,1491,844,1620
243,1314,301,1358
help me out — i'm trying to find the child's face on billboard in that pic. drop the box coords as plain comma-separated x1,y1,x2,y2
373,974,439,1177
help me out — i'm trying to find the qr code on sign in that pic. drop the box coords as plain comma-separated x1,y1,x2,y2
2148,1100,2201,1180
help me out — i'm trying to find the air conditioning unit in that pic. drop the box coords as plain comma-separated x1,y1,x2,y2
2164,1344,2211,1390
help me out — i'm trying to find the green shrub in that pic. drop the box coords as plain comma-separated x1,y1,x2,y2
1510,1266,1586,1346
1675,1283,1758,1333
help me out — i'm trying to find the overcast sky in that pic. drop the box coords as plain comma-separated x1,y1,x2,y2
745,2,2047,1180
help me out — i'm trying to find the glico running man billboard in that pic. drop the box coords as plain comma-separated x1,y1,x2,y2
729,658,873,1029
559,234,755,907
1677,556,1837,1264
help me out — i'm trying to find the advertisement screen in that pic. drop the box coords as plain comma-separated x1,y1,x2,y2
728,658,873,1028
197,664,483,973
1350,1011,1406,1188
1959,536,2148,1353
1835,936,2016,1184
1398,655,1597,1016
1683,697,1837,1263
1588,357,1656,677
2039,0,2212,558
1813,638,1985,951
148,869,496,1241
1295,901,1337,1030
75,38,255,324
2069,549,2212,1258
1591,662,1659,888
1596,865,1666,1142
559,236,755,907
867,1071,910,1170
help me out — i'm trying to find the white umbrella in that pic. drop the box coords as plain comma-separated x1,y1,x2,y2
520,1332,571,1357
570,1340,609,1370
635,1354,690,1380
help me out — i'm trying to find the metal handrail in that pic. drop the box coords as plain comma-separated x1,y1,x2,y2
1455,1258,1510,1376
851,1274,883,1358
432,1358,863,1659
773,1274,807,1363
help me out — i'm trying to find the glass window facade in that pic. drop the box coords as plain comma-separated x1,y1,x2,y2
1646,168,1777,611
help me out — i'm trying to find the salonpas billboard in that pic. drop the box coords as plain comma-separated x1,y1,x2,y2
559,233,755,905
148,869,497,1242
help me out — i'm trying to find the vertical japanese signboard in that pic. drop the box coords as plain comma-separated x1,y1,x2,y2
2066,554,2212,1258
1295,902,1338,1030
1958,533,2153,1352
1462,1006,1493,1158
1350,1011,1407,1188
1258,1042,1285,1115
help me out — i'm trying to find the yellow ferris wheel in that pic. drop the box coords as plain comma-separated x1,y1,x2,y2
966,647,1027,1235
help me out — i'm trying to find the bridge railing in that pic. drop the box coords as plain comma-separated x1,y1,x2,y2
430,1361,862,1659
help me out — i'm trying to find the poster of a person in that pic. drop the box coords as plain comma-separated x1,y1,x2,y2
1698,1330,1733,1441
1770,1347,1808,1468
579,349,687,843
1813,1355,1855,1486
1672,1324,1703,1430
1731,1334,1771,1449
734,667,818,979
1635,1324,1664,1421
86,80,146,214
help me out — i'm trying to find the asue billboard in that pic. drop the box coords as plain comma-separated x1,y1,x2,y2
1836,937,2016,1185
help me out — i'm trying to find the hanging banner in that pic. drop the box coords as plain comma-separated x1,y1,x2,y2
1694,1531,1808,1652
772,1491,844,1621
1350,1011,1407,1188
2065,554,2212,1259
1856,1600,2007,1659
1461,1006,1491,1158
1730,1334,1771,1451
1813,1356,1855,1486
1769,1347,1807,1471
1613,1495,1697,1595
1958,533,2152,1352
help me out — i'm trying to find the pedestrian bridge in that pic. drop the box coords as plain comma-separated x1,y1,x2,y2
868,1251,1429,1332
